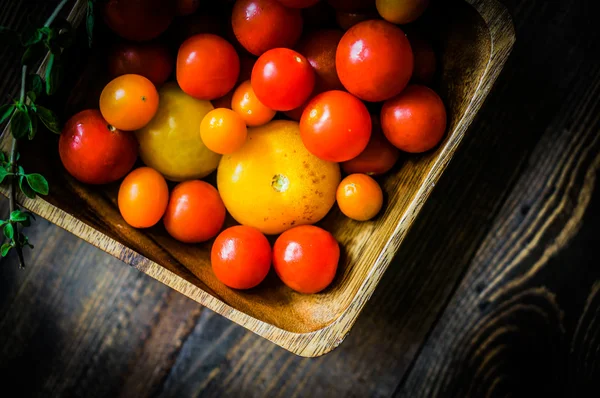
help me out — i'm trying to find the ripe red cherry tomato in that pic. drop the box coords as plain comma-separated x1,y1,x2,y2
273,225,339,294
103,0,174,42
177,34,240,100
232,0,303,56
336,20,413,102
251,48,315,111
163,180,226,243
211,226,272,290
342,116,400,175
380,85,447,153
296,29,344,94
276,0,320,8
300,90,371,162
108,42,173,86
59,110,138,184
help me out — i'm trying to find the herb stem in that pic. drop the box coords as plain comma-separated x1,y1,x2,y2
44,0,70,28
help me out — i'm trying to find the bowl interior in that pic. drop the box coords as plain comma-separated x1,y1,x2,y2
16,0,491,333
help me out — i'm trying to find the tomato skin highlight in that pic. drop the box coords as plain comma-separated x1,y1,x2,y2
59,109,138,185
336,20,414,102
108,42,173,86
103,0,174,42
177,34,240,100
380,85,447,153
118,167,169,228
211,226,272,290
273,225,339,294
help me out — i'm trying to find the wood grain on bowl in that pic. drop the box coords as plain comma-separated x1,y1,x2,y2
0,0,515,357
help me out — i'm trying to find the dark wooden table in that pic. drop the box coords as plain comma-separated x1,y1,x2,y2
1,0,599,396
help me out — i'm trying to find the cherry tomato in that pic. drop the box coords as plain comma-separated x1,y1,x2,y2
296,29,344,93
99,74,159,131
175,0,200,16
59,110,138,184
335,10,379,31
232,0,303,56
231,80,276,126
273,225,339,294
276,0,320,8
327,0,374,11
211,226,272,290
177,34,240,100
212,90,235,110
342,116,399,175
118,167,169,228
376,0,429,24
252,48,315,111
336,20,413,102
408,33,436,84
163,180,226,243
336,173,383,221
300,90,371,162
381,85,447,153
104,0,174,42
108,42,173,86
200,108,248,154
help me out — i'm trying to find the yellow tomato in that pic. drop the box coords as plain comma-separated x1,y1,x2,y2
136,83,221,181
217,120,341,235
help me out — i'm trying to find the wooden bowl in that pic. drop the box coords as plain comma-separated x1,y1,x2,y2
0,0,514,356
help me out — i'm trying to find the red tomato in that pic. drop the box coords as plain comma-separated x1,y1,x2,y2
118,167,169,228
163,180,226,243
300,90,371,162
276,0,320,8
232,0,303,56
251,48,315,111
273,225,339,294
175,0,200,16
177,34,240,100
342,116,399,175
408,33,436,84
327,0,374,11
211,226,272,290
380,85,447,153
296,29,344,93
336,20,413,102
104,0,174,42
59,110,138,185
108,42,173,86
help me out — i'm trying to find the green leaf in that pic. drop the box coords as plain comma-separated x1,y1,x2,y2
22,28,43,46
0,103,15,124
0,152,5,163
3,223,14,240
10,108,31,139
0,168,8,184
45,54,63,95
86,0,95,48
0,26,21,48
1,242,12,257
29,111,38,140
26,173,49,195
10,210,28,223
19,175,36,199
27,74,44,97
26,90,37,102
35,106,61,134
21,42,45,66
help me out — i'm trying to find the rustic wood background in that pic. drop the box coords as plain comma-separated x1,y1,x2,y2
1,0,598,396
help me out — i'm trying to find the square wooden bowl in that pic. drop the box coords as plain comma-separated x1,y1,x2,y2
1,0,514,357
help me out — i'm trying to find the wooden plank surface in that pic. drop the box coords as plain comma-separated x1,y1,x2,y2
1,0,598,397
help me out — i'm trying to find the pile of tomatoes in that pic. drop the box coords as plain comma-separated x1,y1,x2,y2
58,0,446,294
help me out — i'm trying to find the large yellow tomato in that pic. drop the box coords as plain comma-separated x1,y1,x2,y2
217,120,341,235
136,83,221,181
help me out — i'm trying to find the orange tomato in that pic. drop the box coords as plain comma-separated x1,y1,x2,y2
341,116,400,175
231,80,276,127
217,120,341,235
211,226,272,289
200,108,248,154
376,0,429,24
177,34,240,100
273,225,339,294
163,180,226,243
118,167,169,228
336,173,383,221
99,74,159,131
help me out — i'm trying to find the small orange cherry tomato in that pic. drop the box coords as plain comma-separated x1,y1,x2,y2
118,167,169,228
273,225,339,294
211,225,272,289
100,74,159,131
231,80,276,127
163,180,226,243
200,108,248,154
336,174,383,221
